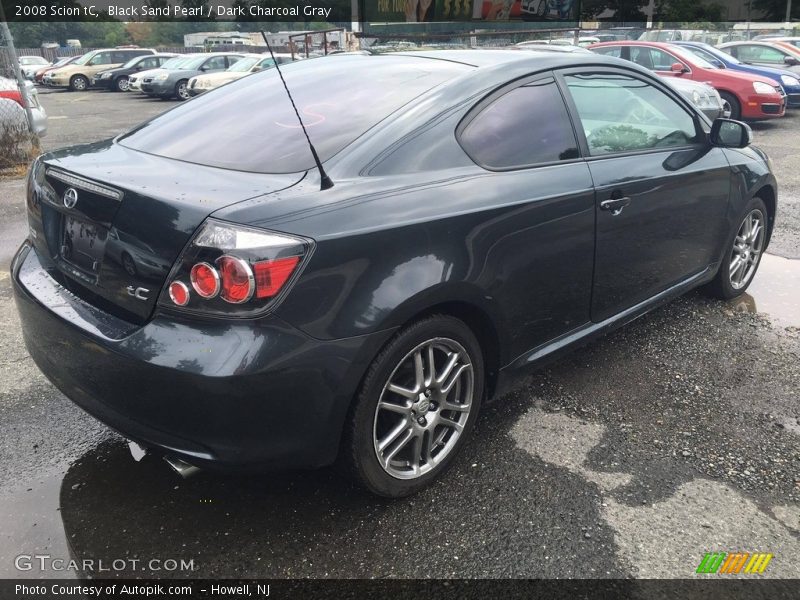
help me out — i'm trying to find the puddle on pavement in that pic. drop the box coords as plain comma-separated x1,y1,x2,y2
0,467,75,579
728,253,800,329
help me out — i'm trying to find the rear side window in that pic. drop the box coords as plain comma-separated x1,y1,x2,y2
120,56,468,173
592,46,622,58
459,80,579,169
564,73,700,156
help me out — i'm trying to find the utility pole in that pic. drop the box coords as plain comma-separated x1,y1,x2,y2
0,2,36,135
787,0,793,23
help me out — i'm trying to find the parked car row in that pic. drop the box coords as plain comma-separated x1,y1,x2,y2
26,47,297,102
588,39,800,121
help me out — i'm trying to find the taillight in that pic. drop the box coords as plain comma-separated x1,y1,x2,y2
159,219,312,317
0,90,24,108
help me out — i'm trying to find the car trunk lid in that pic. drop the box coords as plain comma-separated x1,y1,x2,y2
29,141,305,323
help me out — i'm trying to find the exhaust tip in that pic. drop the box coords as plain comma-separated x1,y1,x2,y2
163,455,201,478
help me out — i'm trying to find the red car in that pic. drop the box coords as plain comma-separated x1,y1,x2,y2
589,41,786,121
33,56,79,84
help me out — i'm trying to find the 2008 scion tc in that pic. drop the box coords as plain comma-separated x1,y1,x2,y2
13,51,776,497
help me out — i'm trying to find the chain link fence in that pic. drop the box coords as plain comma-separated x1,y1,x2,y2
0,16,40,173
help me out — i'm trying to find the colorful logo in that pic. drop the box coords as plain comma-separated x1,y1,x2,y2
696,552,773,574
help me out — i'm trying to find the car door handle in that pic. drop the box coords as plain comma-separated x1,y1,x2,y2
600,196,631,215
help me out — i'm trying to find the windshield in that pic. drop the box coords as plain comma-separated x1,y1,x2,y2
120,56,469,173
670,46,717,69
699,45,741,64
121,56,144,69
160,56,196,70
73,52,94,66
176,56,210,70
20,57,47,65
227,56,260,72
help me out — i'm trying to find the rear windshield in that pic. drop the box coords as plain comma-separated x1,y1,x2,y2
119,56,469,173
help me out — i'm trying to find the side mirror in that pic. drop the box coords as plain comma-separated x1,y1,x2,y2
784,56,799,66
671,62,687,74
710,118,752,148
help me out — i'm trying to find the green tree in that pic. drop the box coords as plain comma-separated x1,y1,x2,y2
752,0,799,20
580,0,649,21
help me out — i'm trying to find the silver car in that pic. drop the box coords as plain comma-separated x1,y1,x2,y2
18,56,50,80
663,76,727,120
0,76,47,137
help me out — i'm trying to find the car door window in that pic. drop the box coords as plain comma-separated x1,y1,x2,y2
564,73,700,156
738,45,786,64
629,47,677,71
90,52,112,66
459,79,580,169
203,56,227,71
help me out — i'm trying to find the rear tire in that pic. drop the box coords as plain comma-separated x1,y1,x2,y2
705,197,768,300
719,91,741,120
340,315,484,498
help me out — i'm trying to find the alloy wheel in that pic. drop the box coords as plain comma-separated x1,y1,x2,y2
116,77,129,92
729,208,765,290
373,337,474,480
177,82,189,100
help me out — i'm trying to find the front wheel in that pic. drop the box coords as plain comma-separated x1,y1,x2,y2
719,91,741,121
341,315,484,497
175,80,190,101
114,76,129,92
706,197,768,299
69,75,88,91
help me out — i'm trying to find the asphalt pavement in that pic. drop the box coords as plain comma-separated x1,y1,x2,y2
0,88,797,580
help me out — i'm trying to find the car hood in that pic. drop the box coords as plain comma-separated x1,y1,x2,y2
194,71,244,85
703,67,781,86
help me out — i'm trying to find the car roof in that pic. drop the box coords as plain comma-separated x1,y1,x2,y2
388,48,613,68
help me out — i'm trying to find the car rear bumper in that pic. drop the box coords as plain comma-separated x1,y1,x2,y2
12,242,391,471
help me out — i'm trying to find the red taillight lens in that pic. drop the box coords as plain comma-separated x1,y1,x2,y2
190,262,220,298
217,255,254,304
169,281,190,306
253,256,300,299
0,90,24,108
159,220,312,316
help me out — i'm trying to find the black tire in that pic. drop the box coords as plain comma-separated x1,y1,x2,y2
113,76,129,92
719,91,740,120
175,79,190,101
340,315,484,498
705,196,768,300
69,75,89,92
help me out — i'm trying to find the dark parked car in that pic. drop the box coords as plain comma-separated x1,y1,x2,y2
139,53,244,100
13,51,777,497
92,53,177,92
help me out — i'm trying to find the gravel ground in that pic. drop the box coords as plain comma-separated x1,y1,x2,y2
0,88,797,580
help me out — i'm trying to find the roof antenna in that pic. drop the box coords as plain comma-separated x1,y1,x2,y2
261,31,333,190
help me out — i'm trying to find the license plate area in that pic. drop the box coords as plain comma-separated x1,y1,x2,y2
60,214,107,279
